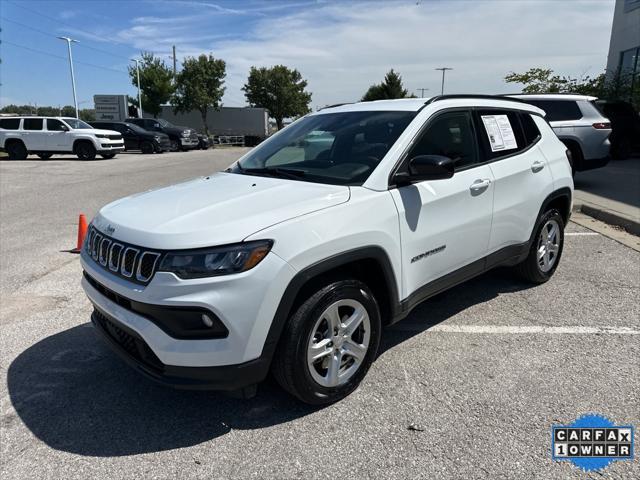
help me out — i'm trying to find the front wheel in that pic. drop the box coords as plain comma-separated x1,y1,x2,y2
100,153,116,159
140,141,154,154
75,142,96,160
515,209,564,283
272,279,381,405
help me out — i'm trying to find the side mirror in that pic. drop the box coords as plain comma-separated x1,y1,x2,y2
61,125,70,132
393,155,454,185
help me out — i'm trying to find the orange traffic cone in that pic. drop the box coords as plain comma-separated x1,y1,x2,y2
70,214,88,254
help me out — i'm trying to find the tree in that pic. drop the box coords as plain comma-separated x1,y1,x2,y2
243,65,312,129
361,69,412,101
504,68,568,93
128,52,174,118
173,54,226,135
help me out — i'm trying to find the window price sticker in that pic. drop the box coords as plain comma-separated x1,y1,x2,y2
481,114,518,152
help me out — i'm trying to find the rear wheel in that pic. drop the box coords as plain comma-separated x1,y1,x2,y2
272,279,381,405
75,142,96,160
37,153,53,160
7,141,28,160
140,141,154,154
515,209,564,283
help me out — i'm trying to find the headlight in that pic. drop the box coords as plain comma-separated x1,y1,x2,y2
181,130,190,137
154,135,161,141
158,240,273,279
95,134,109,139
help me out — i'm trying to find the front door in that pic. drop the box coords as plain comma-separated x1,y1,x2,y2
46,119,73,151
389,110,494,300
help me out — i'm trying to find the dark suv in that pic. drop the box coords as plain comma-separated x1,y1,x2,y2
125,118,199,151
90,121,171,154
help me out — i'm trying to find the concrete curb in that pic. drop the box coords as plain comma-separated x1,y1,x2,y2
572,201,640,236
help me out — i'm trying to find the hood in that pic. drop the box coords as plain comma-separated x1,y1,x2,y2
93,172,350,249
85,128,122,136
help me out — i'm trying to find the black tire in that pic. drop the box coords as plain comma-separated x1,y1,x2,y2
7,141,28,160
75,142,96,160
141,141,154,154
37,153,53,160
515,209,565,284
100,153,116,159
170,139,179,151
272,279,381,405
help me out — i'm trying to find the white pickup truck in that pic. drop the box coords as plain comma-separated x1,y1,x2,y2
0,116,124,160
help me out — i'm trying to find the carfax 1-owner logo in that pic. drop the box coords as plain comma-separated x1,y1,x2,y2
552,414,634,472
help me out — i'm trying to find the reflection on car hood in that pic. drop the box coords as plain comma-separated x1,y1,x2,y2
93,172,350,249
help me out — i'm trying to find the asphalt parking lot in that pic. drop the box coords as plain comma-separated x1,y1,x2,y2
1,149,638,479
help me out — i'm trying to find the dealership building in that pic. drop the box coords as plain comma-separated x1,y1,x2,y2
606,0,640,86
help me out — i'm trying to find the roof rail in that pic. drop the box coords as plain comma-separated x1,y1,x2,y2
424,94,531,105
319,103,352,110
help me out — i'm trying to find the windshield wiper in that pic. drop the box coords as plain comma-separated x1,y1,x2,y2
239,166,307,181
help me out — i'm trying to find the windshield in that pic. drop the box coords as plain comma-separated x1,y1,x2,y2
235,111,416,185
63,118,92,129
156,118,174,128
125,122,150,134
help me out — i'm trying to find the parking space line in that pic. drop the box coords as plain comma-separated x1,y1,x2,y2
392,325,639,334
565,232,599,236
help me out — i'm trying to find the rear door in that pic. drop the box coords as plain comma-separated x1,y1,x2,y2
390,109,494,299
22,118,46,150
474,110,554,254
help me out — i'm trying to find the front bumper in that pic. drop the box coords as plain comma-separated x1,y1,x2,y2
99,141,125,152
91,308,270,390
180,137,199,148
80,249,296,388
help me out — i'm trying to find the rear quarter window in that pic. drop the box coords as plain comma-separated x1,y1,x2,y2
0,118,20,129
524,100,582,122
520,113,542,145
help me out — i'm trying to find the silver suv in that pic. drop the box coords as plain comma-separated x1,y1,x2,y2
507,94,611,175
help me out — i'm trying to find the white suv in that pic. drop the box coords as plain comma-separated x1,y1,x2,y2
80,95,573,404
0,116,124,160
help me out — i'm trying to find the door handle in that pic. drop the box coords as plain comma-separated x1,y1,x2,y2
531,161,545,173
469,178,491,194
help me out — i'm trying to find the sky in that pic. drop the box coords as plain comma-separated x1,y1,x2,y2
0,0,616,110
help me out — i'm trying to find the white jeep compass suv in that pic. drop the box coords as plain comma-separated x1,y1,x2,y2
81,95,573,404
0,116,124,160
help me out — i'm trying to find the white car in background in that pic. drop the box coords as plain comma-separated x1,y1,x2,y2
0,116,124,160
507,94,612,175
81,95,573,404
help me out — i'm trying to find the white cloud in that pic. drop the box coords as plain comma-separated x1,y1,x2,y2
113,0,616,107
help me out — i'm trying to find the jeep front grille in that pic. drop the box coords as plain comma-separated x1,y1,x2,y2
85,225,161,285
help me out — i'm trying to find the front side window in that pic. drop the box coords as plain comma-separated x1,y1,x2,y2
47,119,67,131
235,111,416,185
408,111,478,170
23,118,43,130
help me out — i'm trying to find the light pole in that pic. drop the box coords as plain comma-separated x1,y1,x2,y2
57,36,79,118
435,67,453,95
131,58,143,118
416,87,429,97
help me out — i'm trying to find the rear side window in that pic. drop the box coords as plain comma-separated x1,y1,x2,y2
23,118,43,130
474,110,526,159
520,113,541,145
523,100,582,122
0,118,20,129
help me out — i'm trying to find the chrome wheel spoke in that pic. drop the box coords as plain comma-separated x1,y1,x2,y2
308,338,332,363
324,304,342,331
343,306,366,337
327,352,341,384
537,218,561,273
342,339,366,362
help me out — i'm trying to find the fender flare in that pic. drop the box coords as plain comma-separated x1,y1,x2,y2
260,246,399,362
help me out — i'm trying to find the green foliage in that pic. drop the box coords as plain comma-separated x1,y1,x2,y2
243,65,312,129
129,52,175,118
505,67,639,109
0,104,92,118
362,69,411,101
173,54,226,135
